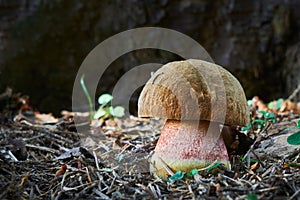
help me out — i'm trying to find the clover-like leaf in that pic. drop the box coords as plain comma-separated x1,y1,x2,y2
258,110,275,120
267,98,284,110
247,100,253,107
264,112,275,120
241,123,252,131
110,106,125,118
98,94,113,106
94,108,107,119
168,171,185,182
287,131,300,145
187,169,198,177
246,193,258,200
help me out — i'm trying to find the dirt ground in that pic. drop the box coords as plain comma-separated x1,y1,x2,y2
0,91,299,199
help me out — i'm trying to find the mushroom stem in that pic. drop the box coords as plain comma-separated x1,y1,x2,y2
150,119,229,179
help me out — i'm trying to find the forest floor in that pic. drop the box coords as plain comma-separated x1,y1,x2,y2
0,89,300,200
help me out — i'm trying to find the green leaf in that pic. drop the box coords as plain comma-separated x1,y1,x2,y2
258,110,275,120
257,110,267,115
267,98,284,110
247,100,253,107
98,94,113,106
297,120,300,128
187,169,198,177
285,163,300,167
252,119,265,128
276,98,284,110
252,119,265,124
110,106,125,118
168,171,185,182
241,123,252,131
207,162,221,171
264,112,275,120
246,193,258,200
94,108,107,119
287,131,300,145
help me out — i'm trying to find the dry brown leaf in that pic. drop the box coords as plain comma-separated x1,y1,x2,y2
252,96,268,111
250,162,259,171
279,100,299,114
35,113,58,124
19,172,29,187
55,163,67,176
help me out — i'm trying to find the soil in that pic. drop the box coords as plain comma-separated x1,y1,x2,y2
0,91,299,200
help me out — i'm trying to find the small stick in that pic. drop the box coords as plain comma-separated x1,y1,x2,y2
25,144,59,154
158,157,174,176
288,189,300,200
287,84,300,100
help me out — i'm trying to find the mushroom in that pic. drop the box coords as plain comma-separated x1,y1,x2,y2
138,59,249,179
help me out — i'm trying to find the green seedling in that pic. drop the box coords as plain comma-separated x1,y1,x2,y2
241,110,276,131
168,171,185,182
287,131,300,145
80,75,94,121
187,169,198,177
246,193,258,200
287,120,300,145
207,162,222,171
80,74,125,121
94,93,125,120
267,98,284,111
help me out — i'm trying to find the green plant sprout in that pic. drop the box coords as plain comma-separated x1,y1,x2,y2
246,193,258,200
267,98,284,111
80,74,125,121
94,93,125,120
169,161,223,182
287,120,300,145
168,171,185,182
80,75,94,121
241,110,276,131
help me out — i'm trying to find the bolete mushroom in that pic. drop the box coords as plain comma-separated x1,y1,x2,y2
138,59,249,179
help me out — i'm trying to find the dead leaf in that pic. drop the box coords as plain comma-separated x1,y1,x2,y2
55,163,67,176
250,162,259,171
34,113,58,124
19,172,29,187
279,100,299,114
252,96,268,111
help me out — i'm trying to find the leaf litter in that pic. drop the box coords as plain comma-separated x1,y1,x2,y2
0,88,300,199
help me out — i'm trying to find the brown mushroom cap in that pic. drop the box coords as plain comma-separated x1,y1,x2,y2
138,59,249,126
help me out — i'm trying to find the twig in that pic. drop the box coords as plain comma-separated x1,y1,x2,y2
257,186,279,192
243,122,271,163
25,144,60,154
219,174,244,186
288,189,300,200
158,157,174,176
249,149,265,168
93,151,100,171
288,84,300,100
197,160,219,172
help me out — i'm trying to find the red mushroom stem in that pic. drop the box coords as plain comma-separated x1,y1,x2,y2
150,119,229,178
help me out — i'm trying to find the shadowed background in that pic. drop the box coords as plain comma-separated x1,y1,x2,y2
0,0,299,115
